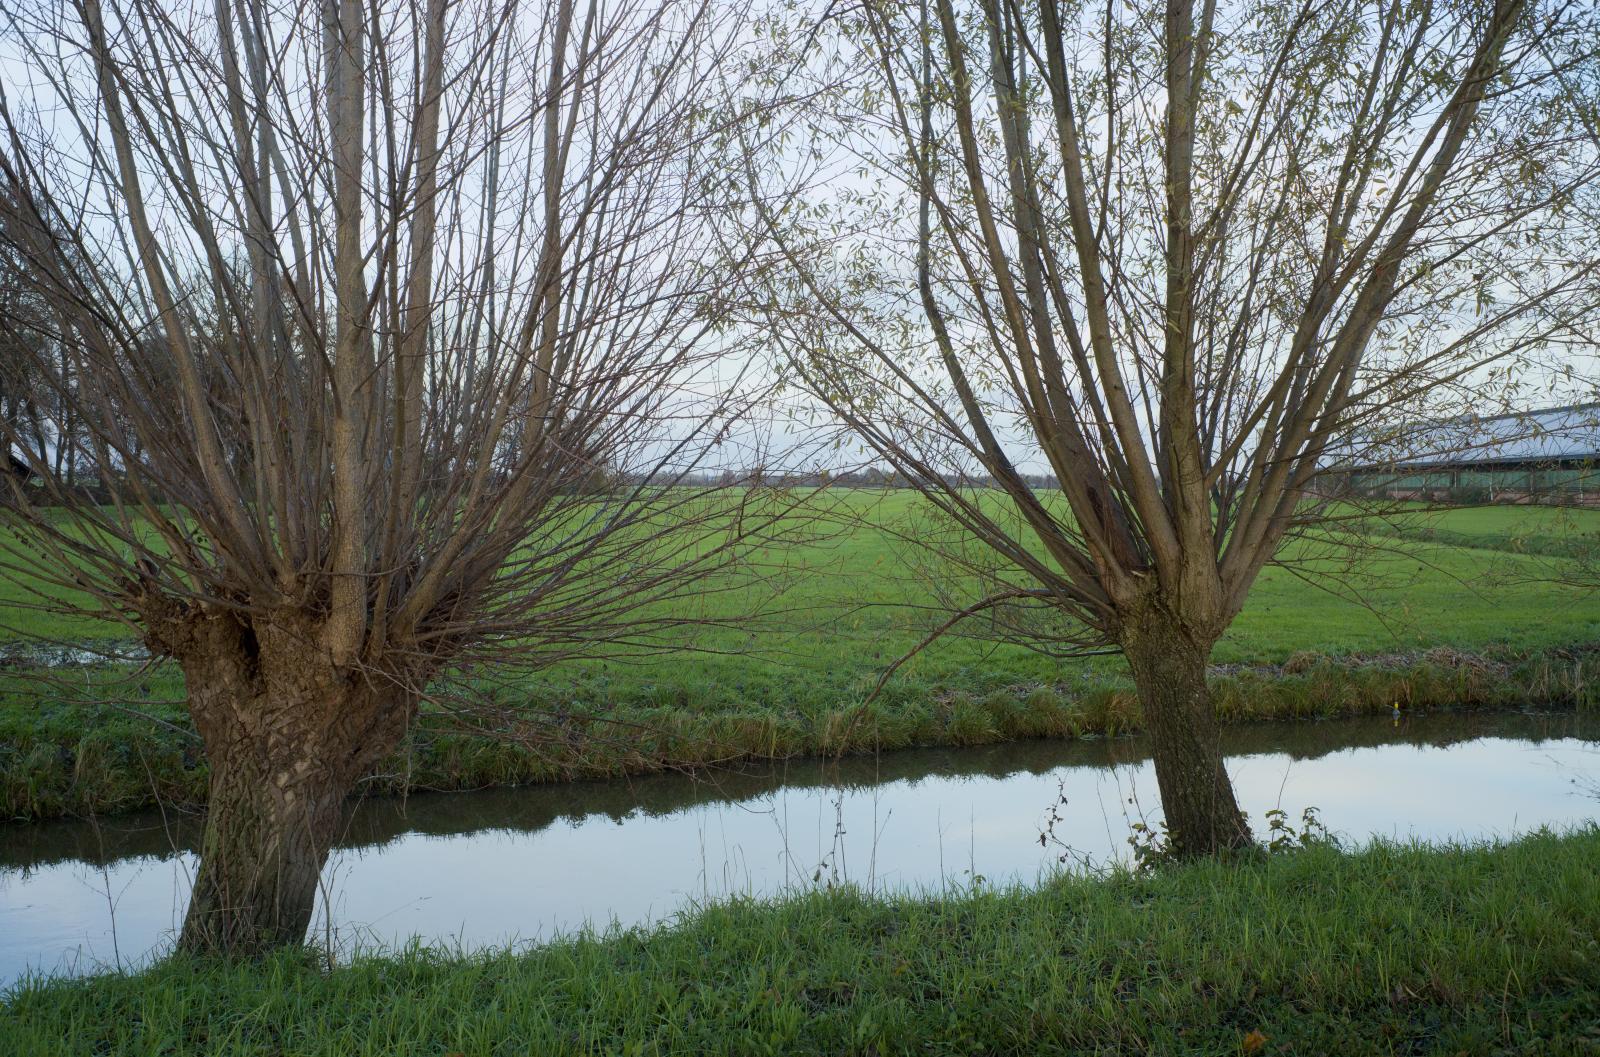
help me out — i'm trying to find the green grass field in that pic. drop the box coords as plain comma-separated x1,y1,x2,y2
1353,501,1600,561
5,493,1598,663
2,495,1598,820
7,829,1599,1055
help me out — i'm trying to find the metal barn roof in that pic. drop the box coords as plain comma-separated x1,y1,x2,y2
1329,403,1600,472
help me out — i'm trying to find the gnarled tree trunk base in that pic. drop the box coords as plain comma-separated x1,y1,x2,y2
159,613,418,957
178,743,350,956
1121,608,1252,858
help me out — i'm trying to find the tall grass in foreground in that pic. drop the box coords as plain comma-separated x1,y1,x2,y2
5,829,1599,1055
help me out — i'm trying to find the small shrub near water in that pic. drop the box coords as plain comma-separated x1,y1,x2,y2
1280,649,1329,675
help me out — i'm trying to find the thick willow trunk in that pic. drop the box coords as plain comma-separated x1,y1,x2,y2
168,618,416,957
1121,612,1252,857
178,731,350,955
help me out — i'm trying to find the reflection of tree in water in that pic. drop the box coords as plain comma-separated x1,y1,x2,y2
5,710,1591,872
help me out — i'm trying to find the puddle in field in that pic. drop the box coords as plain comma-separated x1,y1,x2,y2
1,710,1596,988
0,640,148,669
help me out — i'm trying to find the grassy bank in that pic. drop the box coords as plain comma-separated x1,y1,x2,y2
4,642,1597,822
6,829,1599,1055
4,496,1599,821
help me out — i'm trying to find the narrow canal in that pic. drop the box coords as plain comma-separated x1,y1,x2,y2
2,710,1595,987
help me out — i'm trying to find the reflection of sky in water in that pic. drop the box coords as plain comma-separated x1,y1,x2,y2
3,730,1595,988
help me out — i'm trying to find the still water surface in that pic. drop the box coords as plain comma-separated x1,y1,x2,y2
2,710,1595,987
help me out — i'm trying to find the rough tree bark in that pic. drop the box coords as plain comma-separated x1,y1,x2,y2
152,611,417,954
1118,601,1251,856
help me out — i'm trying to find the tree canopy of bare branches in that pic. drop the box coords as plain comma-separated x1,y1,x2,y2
748,0,1600,853
0,0,782,953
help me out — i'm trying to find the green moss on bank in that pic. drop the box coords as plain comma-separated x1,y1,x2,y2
4,643,1597,822
6,829,1599,1055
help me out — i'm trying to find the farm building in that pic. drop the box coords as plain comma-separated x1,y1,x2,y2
1318,403,1600,506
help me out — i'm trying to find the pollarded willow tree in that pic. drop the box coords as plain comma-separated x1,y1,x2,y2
0,0,785,953
749,0,1600,853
